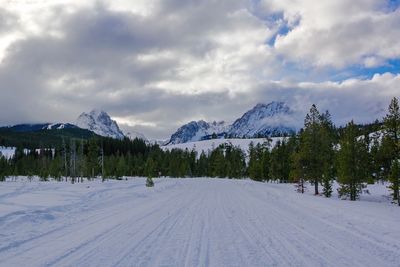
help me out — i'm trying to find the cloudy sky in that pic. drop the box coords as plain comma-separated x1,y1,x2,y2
0,0,399,139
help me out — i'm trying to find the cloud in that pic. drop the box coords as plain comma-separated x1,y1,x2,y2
259,0,400,68
0,0,399,139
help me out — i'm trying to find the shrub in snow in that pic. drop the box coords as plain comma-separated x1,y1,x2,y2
146,177,154,187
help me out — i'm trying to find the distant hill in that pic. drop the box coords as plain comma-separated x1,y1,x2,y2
0,126,99,149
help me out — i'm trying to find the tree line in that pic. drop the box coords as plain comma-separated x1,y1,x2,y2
0,98,399,204
245,97,400,204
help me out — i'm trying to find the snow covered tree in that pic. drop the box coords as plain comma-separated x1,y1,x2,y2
336,121,369,201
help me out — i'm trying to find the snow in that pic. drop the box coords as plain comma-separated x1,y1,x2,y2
228,102,296,138
168,120,230,144
0,178,399,267
162,137,286,156
76,109,125,139
0,147,54,159
0,146,15,159
167,102,296,145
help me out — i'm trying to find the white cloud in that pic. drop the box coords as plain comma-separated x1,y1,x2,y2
0,0,399,139
260,0,400,68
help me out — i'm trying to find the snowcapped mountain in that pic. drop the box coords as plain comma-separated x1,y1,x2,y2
228,102,296,138
167,102,296,144
167,120,230,145
76,110,125,139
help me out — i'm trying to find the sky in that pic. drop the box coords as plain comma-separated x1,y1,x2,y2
0,0,399,140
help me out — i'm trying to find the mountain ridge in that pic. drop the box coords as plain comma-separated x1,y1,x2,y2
167,101,296,145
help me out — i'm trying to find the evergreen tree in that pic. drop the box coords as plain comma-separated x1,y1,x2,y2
145,157,155,187
86,139,99,179
115,155,126,180
389,160,400,204
320,111,336,197
197,152,209,177
145,157,156,178
0,153,7,182
248,142,263,181
336,121,369,201
290,134,306,193
49,150,62,181
70,140,77,183
383,97,400,205
270,140,292,183
298,105,328,195
209,147,225,178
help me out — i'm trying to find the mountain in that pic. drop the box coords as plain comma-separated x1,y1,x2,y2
167,102,296,144
228,102,295,138
75,110,125,139
167,120,230,145
150,139,169,146
5,123,78,132
125,131,148,142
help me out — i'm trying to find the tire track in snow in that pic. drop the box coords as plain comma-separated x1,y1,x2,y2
0,180,183,266
239,182,400,267
1,179,399,267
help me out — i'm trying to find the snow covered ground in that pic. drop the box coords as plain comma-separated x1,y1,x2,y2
0,178,399,267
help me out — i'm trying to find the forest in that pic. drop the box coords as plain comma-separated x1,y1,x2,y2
0,97,399,205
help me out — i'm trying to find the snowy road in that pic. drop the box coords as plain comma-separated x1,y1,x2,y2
0,178,400,267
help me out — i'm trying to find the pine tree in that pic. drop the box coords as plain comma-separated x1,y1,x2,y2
270,140,292,183
70,140,77,184
209,147,225,178
383,97,400,205
197,152,209,177
86,139,99,180
336,121,369,201
389,160,400,204
101,143,105,182
289,133,307,193
0,153,7,182
298,105,330,195
320,110,335,197
248,143,263,181
116,155,126,180
300,105,322,194
145,157,155,187
62,138,68,181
